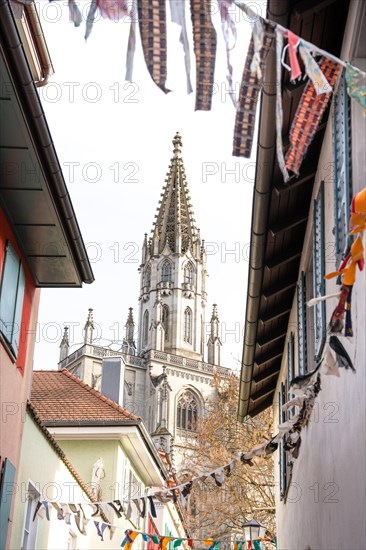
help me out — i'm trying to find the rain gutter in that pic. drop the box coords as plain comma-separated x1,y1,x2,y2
0,0,94,284
237,1,290,422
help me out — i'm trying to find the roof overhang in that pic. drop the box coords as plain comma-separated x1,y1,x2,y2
237,0,349,421
0,0,94,287
45,424,168,487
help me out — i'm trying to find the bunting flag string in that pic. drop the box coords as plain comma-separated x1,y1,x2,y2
32,507,276,550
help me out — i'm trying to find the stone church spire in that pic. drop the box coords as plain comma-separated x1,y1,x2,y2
150,132,199,257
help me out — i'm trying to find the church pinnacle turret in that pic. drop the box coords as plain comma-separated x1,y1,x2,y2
207,304,222,366
150,132,199,256
84,308,94,344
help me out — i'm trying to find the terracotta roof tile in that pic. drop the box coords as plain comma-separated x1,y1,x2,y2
31,369,141,424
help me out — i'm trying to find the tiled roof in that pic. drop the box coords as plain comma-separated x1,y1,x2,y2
27,402,110,525
31,369,141,424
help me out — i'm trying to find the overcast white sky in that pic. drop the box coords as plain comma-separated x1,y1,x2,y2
33,0,266,372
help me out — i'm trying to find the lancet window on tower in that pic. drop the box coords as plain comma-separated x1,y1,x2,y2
143,310,149,346
184,262,194,285
144,265,151,288
162,305,169,340
177,390,198,432
161,260,172,282
184,307,192,343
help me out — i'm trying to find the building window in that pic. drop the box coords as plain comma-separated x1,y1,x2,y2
313,182,326,360
183,307,192,343
333,69,352,267
145,265,151,287
21,483,40,549
162,305,169,340
143,310,149,346
161,260,172,282
184,262,194,284
0,241,25,357
297,271,307,375
177,390,198,431
279,383,287,499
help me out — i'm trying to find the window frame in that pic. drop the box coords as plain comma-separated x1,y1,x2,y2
313,182,326,361
183,307,192,344
161,260,172,282
297,271,308,375
177,390,198,433
21,482,40,550
0,240,25,358
333,69,352,267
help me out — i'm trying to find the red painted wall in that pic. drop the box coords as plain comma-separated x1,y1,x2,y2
0,207,40,535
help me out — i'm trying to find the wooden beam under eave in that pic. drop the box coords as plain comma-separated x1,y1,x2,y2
250,379,277,402
269,210,308,236
258,328,287,347
248,394,274,417
260,303,292,324
263,278,297,299
255,345,284,367
293,0,337,17
266,246,302,269
253,360,281,384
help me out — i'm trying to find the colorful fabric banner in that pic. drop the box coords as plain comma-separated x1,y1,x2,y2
275,27,289,182
137,0,170,93
190,0,217,111
170,0,193,94
285,57,341,175
346,63,366,115
232,20,275,158
218,0,237,106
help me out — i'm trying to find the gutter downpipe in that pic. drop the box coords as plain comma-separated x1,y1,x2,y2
0,0,94,284
237,1,290,422
23,0,54,87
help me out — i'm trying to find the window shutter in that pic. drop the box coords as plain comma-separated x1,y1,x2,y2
297,272,307,375
287,334,295,417
313,182,326,361
0,458,16,550
333,70,352,266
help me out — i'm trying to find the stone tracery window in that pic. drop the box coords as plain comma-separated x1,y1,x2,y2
161,260,172,282
184,262,194,284
177,390,198,431
184,307,192,343
145,265,151,287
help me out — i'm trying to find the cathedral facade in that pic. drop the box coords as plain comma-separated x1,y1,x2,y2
58,133,229,466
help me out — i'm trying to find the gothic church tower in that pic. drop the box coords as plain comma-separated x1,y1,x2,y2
138,132,207,360
58,133,227,469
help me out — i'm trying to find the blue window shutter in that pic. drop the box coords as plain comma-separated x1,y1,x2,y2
313,182,326,361
0,458,16,550
0,242,25,357
297,272,307,375
333,70,351,266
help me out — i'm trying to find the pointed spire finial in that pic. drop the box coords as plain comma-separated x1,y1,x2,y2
84,308,94,344
59,326,69,363
173,131,182,158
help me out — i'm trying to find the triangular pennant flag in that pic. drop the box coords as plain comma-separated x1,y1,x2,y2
151,535,160,544
173,539,183,548
142,534,150,542
160,537,173,550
